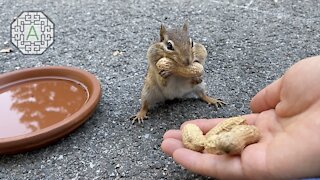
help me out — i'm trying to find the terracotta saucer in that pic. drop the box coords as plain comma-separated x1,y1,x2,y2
0,66,101,154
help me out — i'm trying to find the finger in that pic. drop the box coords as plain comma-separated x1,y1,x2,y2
163,130,182,140
241,114,259,125
250,78,282,113
172,148,243,179
161,138,184,156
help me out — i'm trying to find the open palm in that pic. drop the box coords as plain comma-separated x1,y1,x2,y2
161,56,320,179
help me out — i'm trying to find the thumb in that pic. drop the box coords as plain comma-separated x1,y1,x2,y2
250,78,282,113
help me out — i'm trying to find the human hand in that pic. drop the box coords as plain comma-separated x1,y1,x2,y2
161,56,320,179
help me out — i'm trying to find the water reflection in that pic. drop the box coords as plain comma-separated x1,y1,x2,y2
0,79,88,138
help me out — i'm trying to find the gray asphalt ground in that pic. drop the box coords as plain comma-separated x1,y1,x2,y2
1,0,320,179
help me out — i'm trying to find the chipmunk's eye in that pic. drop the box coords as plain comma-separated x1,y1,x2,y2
166,41,174,51
190,38,193,47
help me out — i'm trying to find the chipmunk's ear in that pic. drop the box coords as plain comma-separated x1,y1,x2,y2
182,20,189,32
160,24,166,42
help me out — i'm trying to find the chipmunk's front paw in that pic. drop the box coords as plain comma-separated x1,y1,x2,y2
130,111,148,124
191,77,203,85
159,69,171,78
198,93,226,110
206,98,226,109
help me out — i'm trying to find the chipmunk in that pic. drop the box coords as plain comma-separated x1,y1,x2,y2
131,22,225,124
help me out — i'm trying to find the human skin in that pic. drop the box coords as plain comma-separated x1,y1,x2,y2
161,56,320,179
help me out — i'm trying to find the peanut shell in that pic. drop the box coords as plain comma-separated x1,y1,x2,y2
205,116,246,137
207,125,260,155
181,124,205,152
182,117,261,155
156,58,204,78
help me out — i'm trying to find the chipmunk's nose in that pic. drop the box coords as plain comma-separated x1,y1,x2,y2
184,58,191,66
185,56,194,66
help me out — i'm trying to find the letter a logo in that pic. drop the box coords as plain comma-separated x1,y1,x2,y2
11,11,54,54
26,25,39,41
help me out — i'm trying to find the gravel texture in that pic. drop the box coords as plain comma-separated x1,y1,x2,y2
1,0,320,179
